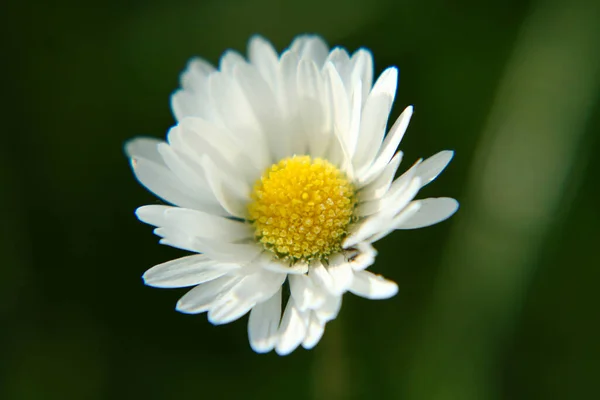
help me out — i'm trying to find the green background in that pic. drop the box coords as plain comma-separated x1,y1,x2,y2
2,0,599,399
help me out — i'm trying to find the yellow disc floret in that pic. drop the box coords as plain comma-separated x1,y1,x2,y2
248,155,356,263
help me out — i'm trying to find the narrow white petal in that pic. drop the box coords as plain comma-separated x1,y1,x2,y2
175,275,241,314
290,35,329,66
302,313,325,350
349,270,398,300
219,50,246,76
415,151,454,188
355,176,422,218
248,289,282,353
345,178,422,247
344,79,363,162
309,261,335,294
234,63,288,161
297,59,332,159
262,260,309,275
278,51,306,154
135,205,170,227
208,73,271,168
385,159,423,199
154,227,199,253
289,274,320,311
171,58,215,122
180,57,215,91
326,254,354,295
396,198,459,229
162,208,252,241
193,237,262,264
126,138,208,210
347,242,378,271
248,35,279,89
358,151,403,201
136,205,252,243
276,299,309,356
208,298,256,325
220,269,286,307
353,67,398,173
172,118,259,184
365,201,421,244
156,142,211,197
349,49,374,103
325,48,351,84
314,294,342,323
201,155,249,219
125,137,164,163
358,106,413,185
142,254,238,288
325,63,351,163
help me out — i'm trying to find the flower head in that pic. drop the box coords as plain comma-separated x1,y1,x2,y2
126,34,458,355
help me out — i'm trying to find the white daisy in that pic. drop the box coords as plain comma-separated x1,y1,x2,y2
126,34,458,355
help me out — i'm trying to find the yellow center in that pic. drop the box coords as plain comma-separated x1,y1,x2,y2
248,155,356,263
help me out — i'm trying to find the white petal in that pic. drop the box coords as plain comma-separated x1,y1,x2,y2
345,79,363,162
135,204,169,226
415,151,454,188
171,58,215,122
142,254,238,288
154,227,199,253
290,35,329,66
125,137,164,163
357,106,413,185
175,275,241,314
262,260,309,275
164,208,252,241
248,289,282,353
349,49,374,103
207,72,270,168
278,51,306,154
180,58,215,91
302,313,325,350
155,143,224,214
172,118,259,184
325,48,351,85
326,254,354,295
201,155,249,219
309,261,335,294
234,63,288,161
297,59,332,159
353,67,398,174
355,175,422,218
219,50,246,76
347,242,378,271
126,138,208,210
344,178,422,248
136,205,252,243
276,299,309,356
193,237,262,264
207,297,256,325
289,273,322,311
248,35,280,91
314,294,342,323
396,198,459,229
358,151,403,201
349,270,398,300
364,201,422,244
325,63,351,167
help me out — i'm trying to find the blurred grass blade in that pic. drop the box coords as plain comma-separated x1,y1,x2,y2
405,0,600,399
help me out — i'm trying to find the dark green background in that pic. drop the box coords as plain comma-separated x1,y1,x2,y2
2,0,599,399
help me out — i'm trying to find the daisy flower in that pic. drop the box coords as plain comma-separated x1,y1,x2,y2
126,34,458,355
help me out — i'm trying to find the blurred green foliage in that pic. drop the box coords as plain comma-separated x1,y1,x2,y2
2,0,599,399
